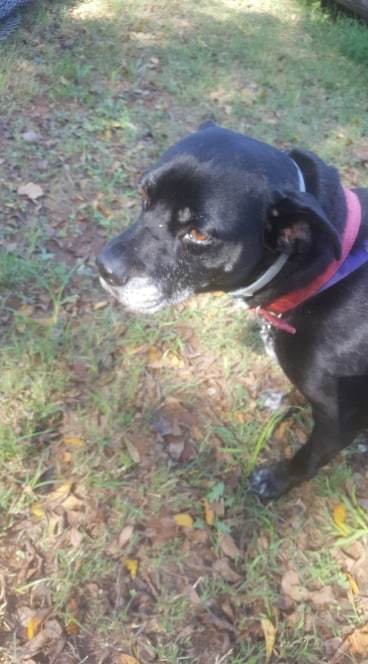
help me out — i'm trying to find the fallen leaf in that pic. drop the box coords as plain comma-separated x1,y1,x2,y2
125,439,141,463
27,615,43,640
65,619,79,635
261,617,276,663
70,528,83,547
65,597,80,635
145,515,178,542
46,481,72,504
18,619,63,659
346,573,359,595
348,622,368,655
281,569,308,602
119,655,141,664
234,411,246,423
203,499,215,526
118,525,134,548
18,182,44,201
212,499,225,517
275,419,289,441
31,503,45,519
123,558,138,579
331,622,368,662
174,513,193,528
147,346,163,366
166,352,184,368
308,585,336,606
18,304,33,316
63,437,84,448
218,533,241,560
213,558,242,583
333,504,349,535
31,316,55,326
184,584,201,605
93,300,108,310
167,439,185,461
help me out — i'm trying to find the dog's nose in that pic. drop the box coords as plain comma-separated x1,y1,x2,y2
96,252,128,287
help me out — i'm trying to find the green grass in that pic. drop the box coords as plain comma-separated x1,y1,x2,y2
1,0,368,661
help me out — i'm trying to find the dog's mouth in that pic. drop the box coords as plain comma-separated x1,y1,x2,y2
99,275,167,313
100,275,193,314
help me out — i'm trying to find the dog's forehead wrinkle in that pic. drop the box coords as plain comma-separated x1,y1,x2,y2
147,153,206,188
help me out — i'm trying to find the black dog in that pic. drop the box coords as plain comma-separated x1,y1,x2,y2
97,122,368,499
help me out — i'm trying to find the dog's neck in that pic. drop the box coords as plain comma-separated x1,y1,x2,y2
231,157,306,300
234,152,349,311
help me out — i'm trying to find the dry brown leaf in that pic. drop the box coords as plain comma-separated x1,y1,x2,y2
18,303,33,316
275,420,289,441
118,525,134,548
281,569,308,602
218,533,241,560
261,617,276,663
167,439,185,460
308,585,336,606
212,499,225,517
65,597,80,635
147,346,163,366
125,439,141,463
348,622,368,655
331,622,368,663
69,528,83,547
184,584,201,605
61,493,83,511
65,619,79,635
18,620,63,659
119,655,141,664
146,515,178,542
46,481,72,504
18,182,44,201
213,558,242,583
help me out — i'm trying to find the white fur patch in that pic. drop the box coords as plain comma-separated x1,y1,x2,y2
259,320,276,360
100,276,193,313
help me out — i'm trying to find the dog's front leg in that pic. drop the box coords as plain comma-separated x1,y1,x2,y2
249,382,364,500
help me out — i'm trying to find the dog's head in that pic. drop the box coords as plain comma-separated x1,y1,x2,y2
97,123,341,313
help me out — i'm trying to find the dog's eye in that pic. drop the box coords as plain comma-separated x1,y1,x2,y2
184,228,211,244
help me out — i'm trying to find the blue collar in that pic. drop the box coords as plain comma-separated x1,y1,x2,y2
317,240,368,295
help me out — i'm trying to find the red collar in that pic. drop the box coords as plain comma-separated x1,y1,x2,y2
256,188,362,334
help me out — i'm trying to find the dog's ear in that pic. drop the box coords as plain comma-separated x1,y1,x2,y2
265,189,341,259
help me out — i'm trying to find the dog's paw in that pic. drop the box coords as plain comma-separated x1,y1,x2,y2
249,461,296,500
